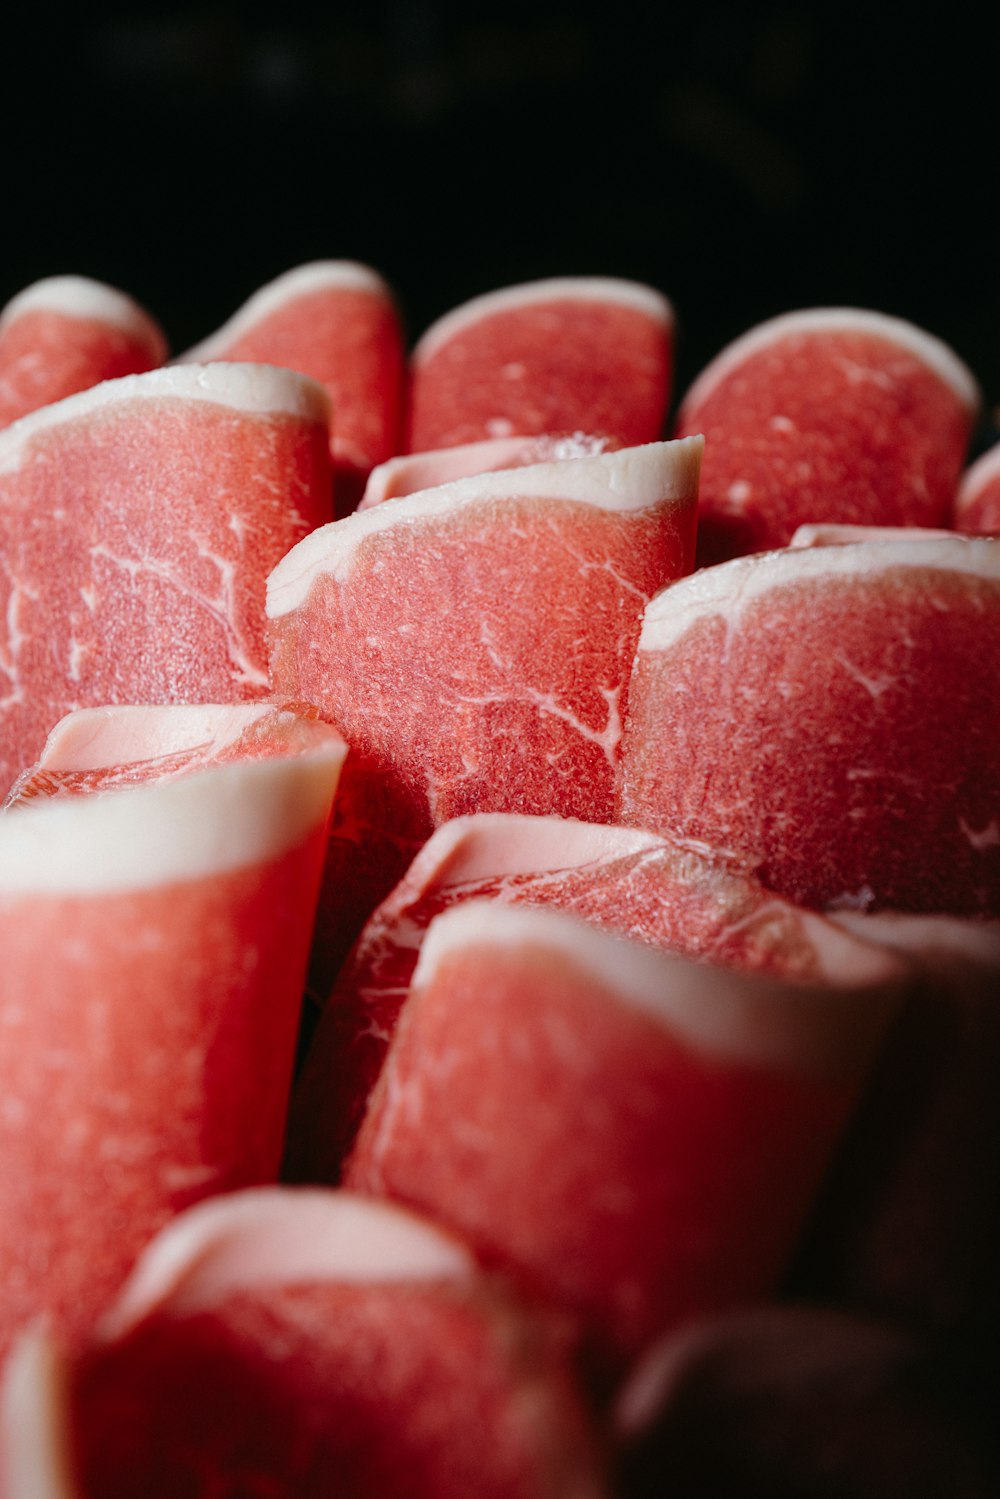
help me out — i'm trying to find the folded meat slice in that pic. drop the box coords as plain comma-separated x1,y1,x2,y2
179,261,405,515
0,363,332,797
954,440,1000,534
359,432,615,508
345,901,904,1382
286,812,902,1185
673,307,979,564
0,276,166,429
407,276,674,452
60,1189,607,1499
0,1327,79,1499
618,536,1000,916
0,740,343,1361
268,438,700,986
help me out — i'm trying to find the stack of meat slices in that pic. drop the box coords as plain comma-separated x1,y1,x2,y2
1,267,999,1497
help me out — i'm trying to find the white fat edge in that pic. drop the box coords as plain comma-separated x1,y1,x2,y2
268,436,703,618
0,362,331,476
98,1188,476,1342
831,910,1000,971
0,744,345,894
0,1323,79,1499
638,535,1000,654
790,522,963,548
0,274,167,364
409,814,665,890
412,276,675,367
33,703,281,770
677,306,980,419
176,261,396,363
955,439,1000,516
359,433,609,509
412,900,905,1082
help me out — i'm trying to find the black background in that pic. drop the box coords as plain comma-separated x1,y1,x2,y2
4,4,997,440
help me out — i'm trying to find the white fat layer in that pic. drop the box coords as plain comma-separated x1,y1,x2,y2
268,436,702,617
99,1188,475,1341
0,362,330,475
0,274,167,361
360,432,610,509
956,440,1000,513
0,1325,79,1499
412,276,675,365
0,745,344,894
678,306,980,416
407,814,664,889
790,523,961,548
639,535,1000,653
413,901,904,1081
34,703,279,770
176,261,394,362
831,910,1000,969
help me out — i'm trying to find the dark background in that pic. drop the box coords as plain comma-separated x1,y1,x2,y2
4,4,997,440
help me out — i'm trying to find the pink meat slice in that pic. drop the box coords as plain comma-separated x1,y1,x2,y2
673,308,979,564
407,277,674,453
345,901,904,1380
953,440,1000,534
359,431,616,509
0,276,166,430
0,1327,79,1499
268,438,700,987
65,1190,606,1499
618,536,1000,916
286,811,901,1185
179,261,405,516
0,363,332,798
0,741,344,1360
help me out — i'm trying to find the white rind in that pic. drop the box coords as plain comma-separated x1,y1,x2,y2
99,1188,475,1341
360,432,611,509
638,535,1000,655
0,745,344,894
267,436,702,617
412,901,904,1081
0,274,167,364
177,261,395,363
400,814,665,890
955,440,1000,515
412,276,675,367
677,306,980,418
0,1325,79,1499
0,362,331,475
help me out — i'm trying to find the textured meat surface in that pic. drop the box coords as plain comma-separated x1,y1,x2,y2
674,316,976,562
72,1281,604,1499
620,550,1000,915
0,383,331,796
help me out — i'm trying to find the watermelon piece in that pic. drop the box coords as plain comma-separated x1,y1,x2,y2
286,811,901,1186
179,262,405,516
0,363,332,798
618,537,1000,916
360,431,616,509
407,277,674,453
0,276,166,430
66,1190,607,1499
345,901,904,1380
0,741,343,1360
267,438,700,987
673,308,979,564
954,441,1000,534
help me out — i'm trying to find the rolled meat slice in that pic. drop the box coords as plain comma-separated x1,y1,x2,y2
618,536,1000,916
345,901,904,1382
0,363,332,797
286,811,901,1185
0,276,166,430
359,431,615,509
268,438,700,985
954,440,1000,534
0,739,344,1360
673,307,979,564
407,276,674,453
179,261,405,515
64,1189,607,1499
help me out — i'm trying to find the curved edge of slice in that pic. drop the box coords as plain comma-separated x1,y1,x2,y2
0,1323,79,1499
267,435,703,616
412,276,676,367
359,432,614,509
0,740,345,894
0,361,331,473
0,275,167,364
954,440,1000,529
636,534,1000,654
676,306,980,421
789,522,962,548
96,1188,476,1343
411,901,906,1083
177,261,398,363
